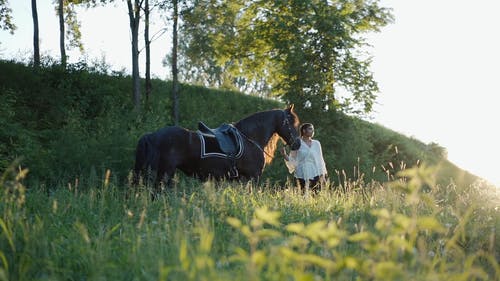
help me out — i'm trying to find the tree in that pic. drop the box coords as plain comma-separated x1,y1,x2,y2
144,0,170,104
144,0,151,101
0,0,16,34
181,0,393,114
58,0,66,66
127,0,143,110
142,0,167,103
55,0,84,67
179,0,245,91
171,0,179,125
70,0,141,109
159,0,188,124
31,0,40,68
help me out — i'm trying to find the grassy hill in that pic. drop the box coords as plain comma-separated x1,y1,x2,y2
0,60,481,189
1,60,498,280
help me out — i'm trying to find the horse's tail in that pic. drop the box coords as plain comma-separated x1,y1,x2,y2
133,134,158,185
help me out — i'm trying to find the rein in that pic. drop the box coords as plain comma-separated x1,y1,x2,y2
238,129,275,159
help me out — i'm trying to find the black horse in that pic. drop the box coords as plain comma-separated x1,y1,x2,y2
133,105,301,188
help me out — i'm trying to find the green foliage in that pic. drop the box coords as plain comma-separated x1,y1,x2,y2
0,0,16,34
0,60,135,184
0,163,498,280
180,0,393,113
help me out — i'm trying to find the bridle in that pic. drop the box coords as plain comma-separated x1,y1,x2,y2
237,110,299,159
280,110,299,149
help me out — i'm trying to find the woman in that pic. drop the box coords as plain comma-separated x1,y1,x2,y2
281,123,328,193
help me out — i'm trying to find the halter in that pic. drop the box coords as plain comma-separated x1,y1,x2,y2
281,110,299,148
237,110,298,159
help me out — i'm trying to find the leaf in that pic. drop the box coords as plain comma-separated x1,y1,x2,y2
348,231,374,242
255,229,282,240
279,247,298,259
240,225,252,238
286,235,310,248
295,272,315,281
343,256,358,269
226,217,242,229
104,223,121,240
388,235,412,252
199,231,214,253
374,261,403,280
303,220,327,241
229,248,249,263
371,208,390,219
251,250,267,267
417,217,445,233
255,207,281,227
300,253,336,269
286,222,305,234
393,214,411,230
0,251,9,271
0,219,14,253
74,222,90,244
179,239,190,271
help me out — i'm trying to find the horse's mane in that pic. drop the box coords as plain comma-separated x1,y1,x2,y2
265,108,299,165
263,133,280,165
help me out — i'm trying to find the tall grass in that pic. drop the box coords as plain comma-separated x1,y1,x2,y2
1,162,498,280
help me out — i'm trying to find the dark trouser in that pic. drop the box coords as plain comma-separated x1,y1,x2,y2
296,176,321,193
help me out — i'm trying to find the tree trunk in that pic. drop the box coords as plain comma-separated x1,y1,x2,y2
171,0,179,125
58,0,66,67
31,0,40,68
127,0,141,111
144,0,151,103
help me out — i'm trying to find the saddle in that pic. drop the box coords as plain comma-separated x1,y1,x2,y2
198,122,243,178
198,122,241,156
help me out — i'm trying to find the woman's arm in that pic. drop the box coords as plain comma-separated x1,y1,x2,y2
316,140,328,175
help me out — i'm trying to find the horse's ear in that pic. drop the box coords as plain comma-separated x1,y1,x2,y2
286,104,295,112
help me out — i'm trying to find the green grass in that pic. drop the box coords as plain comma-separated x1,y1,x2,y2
1,163,498,281
0,59,497,280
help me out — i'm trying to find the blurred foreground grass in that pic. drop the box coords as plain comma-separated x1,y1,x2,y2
0,163,499,281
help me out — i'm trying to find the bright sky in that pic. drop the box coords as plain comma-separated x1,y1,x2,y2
1,0,499,187
368,0,500,187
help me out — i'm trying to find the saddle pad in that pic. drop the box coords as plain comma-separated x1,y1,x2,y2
197,131,244,159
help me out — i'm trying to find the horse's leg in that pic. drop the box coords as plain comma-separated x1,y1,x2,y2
161,169,176,189
238,173,260,193
132,169,140,186
156,159,177,192
133,133,158,187
247,177,262,193
154,166,166,194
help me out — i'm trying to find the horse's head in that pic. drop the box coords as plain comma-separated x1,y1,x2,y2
278,104,301,151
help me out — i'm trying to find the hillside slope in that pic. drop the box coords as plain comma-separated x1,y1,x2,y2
0,60,481,189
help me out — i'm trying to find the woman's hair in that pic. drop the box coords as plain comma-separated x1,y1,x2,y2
299,123,313,136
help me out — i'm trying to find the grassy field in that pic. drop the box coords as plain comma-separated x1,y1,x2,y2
0,60,497,280
1,162,498,281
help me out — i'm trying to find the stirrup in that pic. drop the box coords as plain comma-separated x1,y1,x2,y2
229,166,239,178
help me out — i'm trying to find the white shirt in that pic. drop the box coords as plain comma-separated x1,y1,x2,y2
284,139,327,180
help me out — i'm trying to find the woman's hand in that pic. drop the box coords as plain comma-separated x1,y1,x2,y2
281,147,289,161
